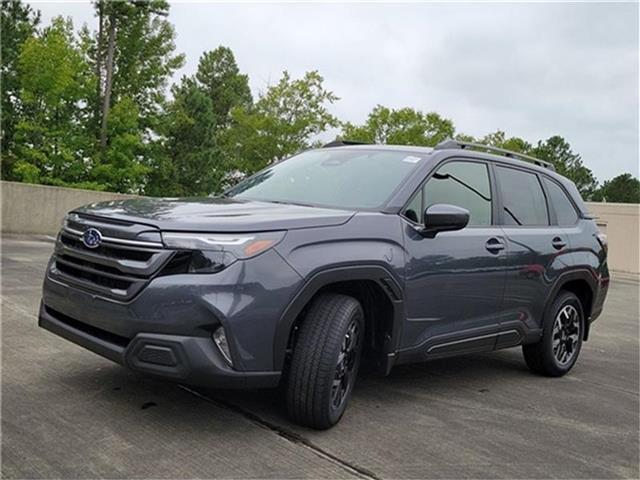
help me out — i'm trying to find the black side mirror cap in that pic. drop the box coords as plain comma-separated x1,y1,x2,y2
420,203,470,238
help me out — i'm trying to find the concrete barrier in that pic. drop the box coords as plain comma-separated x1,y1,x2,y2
1,181,638,277
587,202,640,278
1,181,138,236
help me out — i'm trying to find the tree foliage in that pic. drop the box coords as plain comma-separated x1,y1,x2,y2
221,70,339,176
195,47,252,128
146,47,251,196
92,96,148,192
1,0,40,179
102,1,184,130
592,174,640,203
479,130,532,154
74,0,185,191
341,105,454,146
530,136,598,199
13,17,94,187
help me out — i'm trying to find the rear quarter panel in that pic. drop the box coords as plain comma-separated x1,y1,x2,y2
562,218,610,318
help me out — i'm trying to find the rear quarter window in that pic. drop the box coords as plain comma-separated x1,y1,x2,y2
543,177,579,225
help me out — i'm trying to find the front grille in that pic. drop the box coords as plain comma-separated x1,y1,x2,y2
50,215,174,301
60,234,154,262
57,261,132,291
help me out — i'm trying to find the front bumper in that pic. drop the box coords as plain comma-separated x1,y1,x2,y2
39,241,304,387
38,302,281,389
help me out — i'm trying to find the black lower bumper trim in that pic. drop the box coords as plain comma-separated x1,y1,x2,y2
38,302,281,389
39,304,126,364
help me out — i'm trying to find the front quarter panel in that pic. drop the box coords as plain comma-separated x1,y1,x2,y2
276,213,406,282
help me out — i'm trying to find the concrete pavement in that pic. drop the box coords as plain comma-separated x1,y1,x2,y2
1,236,638,479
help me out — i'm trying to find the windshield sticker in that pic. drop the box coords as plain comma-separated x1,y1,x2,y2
402,156,422,164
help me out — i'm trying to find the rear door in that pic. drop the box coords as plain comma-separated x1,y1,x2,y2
540,175,582,250
495,165,571,344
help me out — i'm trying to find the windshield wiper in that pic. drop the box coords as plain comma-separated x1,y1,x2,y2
263,199,317,208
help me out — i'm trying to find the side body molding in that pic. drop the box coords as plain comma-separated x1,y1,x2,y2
272,265,405,372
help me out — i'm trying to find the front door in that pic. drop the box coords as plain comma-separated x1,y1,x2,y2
400,160,508,358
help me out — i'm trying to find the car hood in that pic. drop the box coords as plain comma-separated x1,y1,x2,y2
72,197,355,232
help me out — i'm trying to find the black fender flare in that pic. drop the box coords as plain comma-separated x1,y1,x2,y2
542,268,598,339
272,265,405,371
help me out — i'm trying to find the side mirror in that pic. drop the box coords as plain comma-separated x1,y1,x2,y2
420,203,470,237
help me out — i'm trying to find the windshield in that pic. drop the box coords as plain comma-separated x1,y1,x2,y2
226,148,428,209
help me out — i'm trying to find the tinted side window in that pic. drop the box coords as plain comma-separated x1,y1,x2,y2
496,166,549,226
404,161,492,226
543,177,579,225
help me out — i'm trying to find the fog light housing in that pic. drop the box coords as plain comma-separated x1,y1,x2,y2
212,326,233,366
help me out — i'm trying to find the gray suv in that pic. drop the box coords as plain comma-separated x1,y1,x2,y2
39,140,609,429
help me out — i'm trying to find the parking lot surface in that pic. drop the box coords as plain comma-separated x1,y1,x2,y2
2,236,638,479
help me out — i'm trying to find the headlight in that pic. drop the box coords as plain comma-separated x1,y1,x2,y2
161,231,285,273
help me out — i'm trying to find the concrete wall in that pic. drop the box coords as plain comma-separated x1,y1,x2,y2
1,181,638,277
1,181,138,236
586,202,640,278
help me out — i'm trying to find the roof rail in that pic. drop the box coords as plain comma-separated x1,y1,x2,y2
322,140,371,148
434,139,555,171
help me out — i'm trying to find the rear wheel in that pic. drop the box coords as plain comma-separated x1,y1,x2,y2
286,293,364,429
523,291,584,377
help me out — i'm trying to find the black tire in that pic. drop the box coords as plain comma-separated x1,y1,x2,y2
286,293,364,429
523,291,584,377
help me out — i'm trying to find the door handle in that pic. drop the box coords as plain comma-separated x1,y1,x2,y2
552,237,567,250
485,237,505,254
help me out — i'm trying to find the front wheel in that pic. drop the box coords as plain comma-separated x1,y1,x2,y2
286,293,364,429
523,291,584,377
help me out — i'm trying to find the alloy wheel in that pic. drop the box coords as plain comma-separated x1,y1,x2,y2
331,320,360,410
552,304,581,365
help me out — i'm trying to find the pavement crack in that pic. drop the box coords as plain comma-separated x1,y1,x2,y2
178,385,381,480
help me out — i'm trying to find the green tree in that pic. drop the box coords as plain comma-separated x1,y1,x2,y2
530,136,598,198
13,17,94,187
106,1,184,129
91,96,147,192
1,0,40,179
592,174,640,203
480,130,532,153
195,46,252,128
147,47,252,196
454,132,476,143
221,70,339,178
341,105,454,146
147,78,218,196
86,0,184,190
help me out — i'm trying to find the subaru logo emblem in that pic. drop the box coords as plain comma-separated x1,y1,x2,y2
82,228,102,249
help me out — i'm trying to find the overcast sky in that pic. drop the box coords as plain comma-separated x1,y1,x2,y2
34,1,639,182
